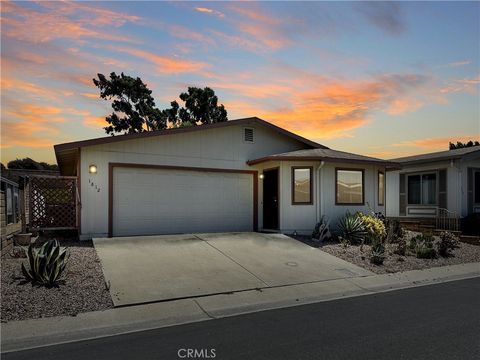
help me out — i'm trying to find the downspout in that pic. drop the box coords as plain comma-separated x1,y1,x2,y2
316,161,325,223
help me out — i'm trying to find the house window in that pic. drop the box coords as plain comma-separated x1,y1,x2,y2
292,167,312,204
474,170,480,204
14,188,20,223
336,169,364,205
378,171,385,206
407,173,437,205
6,186,14,224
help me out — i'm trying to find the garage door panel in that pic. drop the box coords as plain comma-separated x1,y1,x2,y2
113,167,253,236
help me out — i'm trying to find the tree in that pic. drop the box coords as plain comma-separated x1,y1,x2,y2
93,72,166,135
6,158,58,170
449,140,480,150
93,73,228,134
166,87,228,127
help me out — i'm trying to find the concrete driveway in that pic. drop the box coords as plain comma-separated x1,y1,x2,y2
93,232,372,306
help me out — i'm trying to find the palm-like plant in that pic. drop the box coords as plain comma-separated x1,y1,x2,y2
337,212,367,245
21,239,69,286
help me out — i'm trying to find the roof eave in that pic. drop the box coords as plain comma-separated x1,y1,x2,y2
247,156,400,167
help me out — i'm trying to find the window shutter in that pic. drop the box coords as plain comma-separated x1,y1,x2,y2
399,173,406,216
467,168,473,214
438,169,447,209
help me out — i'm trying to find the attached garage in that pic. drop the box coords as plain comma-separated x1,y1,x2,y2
109,164,257,237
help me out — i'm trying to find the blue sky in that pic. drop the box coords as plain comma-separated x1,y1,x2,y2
1,1,479,163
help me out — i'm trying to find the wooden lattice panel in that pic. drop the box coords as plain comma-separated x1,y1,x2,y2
29,176,77,229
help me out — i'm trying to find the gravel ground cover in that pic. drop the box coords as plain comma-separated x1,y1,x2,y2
291,232,480,275
1,240,113,322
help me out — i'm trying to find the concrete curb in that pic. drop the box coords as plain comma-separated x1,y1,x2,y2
2,263,479,353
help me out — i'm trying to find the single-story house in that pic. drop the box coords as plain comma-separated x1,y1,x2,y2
54,117,397,240
386,146,480,221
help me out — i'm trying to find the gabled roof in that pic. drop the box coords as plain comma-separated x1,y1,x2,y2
390,146,480,165
54,117,326,175
247,148,399,167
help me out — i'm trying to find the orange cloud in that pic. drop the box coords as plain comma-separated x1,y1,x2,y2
84,116,107,128
226,4,290,50
1,121,61,149
386,97,423,115
221,72,430,139
108,46,208,74
392,135,480,150
1,1,139,44
194,7,225,18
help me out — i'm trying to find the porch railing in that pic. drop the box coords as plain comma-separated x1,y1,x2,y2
436,208,460,232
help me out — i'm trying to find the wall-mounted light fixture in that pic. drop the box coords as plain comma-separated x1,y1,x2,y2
259,173,264,180
89,164,98,174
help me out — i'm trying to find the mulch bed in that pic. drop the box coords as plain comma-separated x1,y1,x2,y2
290,232,480,275
1,240,113,322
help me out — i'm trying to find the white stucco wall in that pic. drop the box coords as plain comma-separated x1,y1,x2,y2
80,124,310,238
251,161,386,235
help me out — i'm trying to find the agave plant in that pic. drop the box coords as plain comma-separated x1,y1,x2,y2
21,239,69,286
370,240,386,265
337,212,367,245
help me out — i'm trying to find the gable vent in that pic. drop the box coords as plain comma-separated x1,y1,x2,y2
244,128,254,142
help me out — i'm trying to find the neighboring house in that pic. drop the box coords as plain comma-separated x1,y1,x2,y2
54,117,396,239
1,177,22,255
386,147,480,221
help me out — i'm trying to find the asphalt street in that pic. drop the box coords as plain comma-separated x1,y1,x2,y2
4,278,480,360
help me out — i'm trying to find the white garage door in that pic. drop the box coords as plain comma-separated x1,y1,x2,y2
112,167,254,237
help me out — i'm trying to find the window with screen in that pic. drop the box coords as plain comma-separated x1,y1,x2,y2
292,167,312,204
407,173,437,205
336,169,364,205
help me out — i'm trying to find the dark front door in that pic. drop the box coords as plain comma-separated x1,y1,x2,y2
263,168,279,230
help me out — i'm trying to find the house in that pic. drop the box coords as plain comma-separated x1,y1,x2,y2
386,146,480,225
54,117,397,239
1,177,22,255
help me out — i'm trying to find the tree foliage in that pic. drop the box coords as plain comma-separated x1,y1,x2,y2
164,87,228,126
93,72,165,135
93,72,228,135
6,158,58,171
449,140,480,150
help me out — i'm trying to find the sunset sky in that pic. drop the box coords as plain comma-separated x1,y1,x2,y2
1,1,479,164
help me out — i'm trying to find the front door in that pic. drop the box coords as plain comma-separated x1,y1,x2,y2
263,168,279,230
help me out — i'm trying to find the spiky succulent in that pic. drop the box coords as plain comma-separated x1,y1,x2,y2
337,212,367,245
21,239,69,286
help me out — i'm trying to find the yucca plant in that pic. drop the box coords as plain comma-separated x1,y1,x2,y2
312,215,331,242
337,212,367,245
21,239,69,286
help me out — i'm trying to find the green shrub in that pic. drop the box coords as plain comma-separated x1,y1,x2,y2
394,237,407,256
337,211,367,245
415,234,437,259
369,240,386,265
385,219,404,243
21,239,69,286
408,236,418,251
437,231,460,257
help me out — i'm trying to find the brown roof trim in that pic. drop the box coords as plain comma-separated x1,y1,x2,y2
54,117,325,153
246,155,399,167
